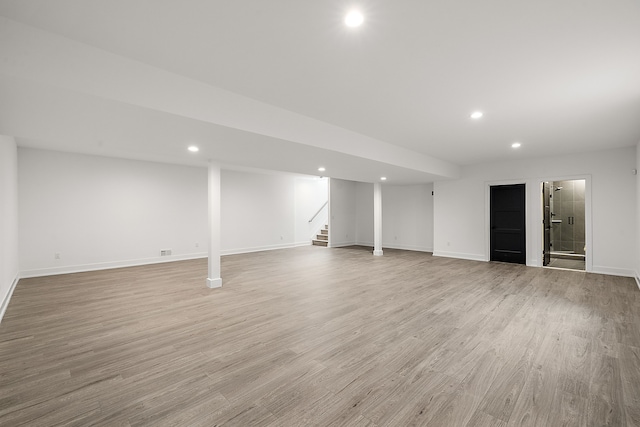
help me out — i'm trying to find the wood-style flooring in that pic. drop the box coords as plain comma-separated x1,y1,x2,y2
1,246,639,426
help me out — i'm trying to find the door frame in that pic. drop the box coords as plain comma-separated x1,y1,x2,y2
483,175,592,271
539,176,592,272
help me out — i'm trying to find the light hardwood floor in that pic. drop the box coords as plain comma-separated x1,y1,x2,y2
1,246,639,426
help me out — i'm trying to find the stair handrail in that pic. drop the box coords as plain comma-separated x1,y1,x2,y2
308,200,328,223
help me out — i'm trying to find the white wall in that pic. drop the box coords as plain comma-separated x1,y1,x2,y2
329,178,357,247
328,180,374,247
220,170,297,254
222,171,327,254
331,180,435,252
382,184,434,252
434,146,637,277
355,182,374,245
0,136,19,321
19,148,209,277
18,149,328,276
294,177,328,244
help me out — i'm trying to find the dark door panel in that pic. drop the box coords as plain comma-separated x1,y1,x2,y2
490,184,526,264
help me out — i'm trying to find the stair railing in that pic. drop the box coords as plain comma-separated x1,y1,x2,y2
308,201,328,223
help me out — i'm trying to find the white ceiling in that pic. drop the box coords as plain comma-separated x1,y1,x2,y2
1,0,639,183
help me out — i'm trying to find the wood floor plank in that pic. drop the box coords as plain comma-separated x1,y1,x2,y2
556,391,588,427
467,410,508,427
477,346,535,422
587,353,625,426
558,333,592,398
620,345,640,411
426,349,504,426
368,370,460,426
507,363,561,426
0,246,639,425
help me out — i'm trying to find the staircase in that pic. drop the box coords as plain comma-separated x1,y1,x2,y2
312,225,329,247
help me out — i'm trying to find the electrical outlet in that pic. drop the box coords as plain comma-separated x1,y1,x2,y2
160,249,172,256
195,242,199,248
54,252,60,260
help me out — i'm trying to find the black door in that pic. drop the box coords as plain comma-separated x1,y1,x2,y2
542,182,551,266
490,184,526,264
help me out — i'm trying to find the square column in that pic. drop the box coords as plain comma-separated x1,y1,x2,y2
373,182,383,256
207,161,222,288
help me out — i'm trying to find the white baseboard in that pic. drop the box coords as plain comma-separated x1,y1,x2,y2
432,251,487,262
328,241,357,248
382,243,433,253
329,241,358,248
590,266,636,278
221,243,300,256
328,242,433,253
635,271,640,291
19,243,314,278
0,273,20,323
19,253,208,278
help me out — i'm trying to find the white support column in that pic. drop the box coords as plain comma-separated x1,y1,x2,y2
206,161,222,288
373,182,383,256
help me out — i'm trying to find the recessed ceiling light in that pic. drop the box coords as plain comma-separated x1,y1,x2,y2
470,111,483,119
345,10,364,27
318,167,326,172
188,146,199,152
380,177,387,181
511,142,521,148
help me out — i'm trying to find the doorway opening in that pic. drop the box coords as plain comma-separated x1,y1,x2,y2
542,179,586,271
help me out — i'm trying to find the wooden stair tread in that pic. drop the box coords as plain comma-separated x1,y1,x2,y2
312,225,329,247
